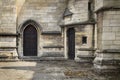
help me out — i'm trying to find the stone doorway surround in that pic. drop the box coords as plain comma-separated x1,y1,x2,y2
17,20,41,58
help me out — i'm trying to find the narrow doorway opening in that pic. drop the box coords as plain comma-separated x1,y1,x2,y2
67,28,75,60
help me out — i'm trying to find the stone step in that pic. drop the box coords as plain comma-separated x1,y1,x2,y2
0,57,67,62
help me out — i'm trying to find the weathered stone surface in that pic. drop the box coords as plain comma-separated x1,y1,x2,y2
94,52,120,73
0,0,16,34
95,0,120,11
17,0,67,32
94,9,120,74
74,25,94,62
0,0,120,75
0,61,119,80
64,0,89,24
94,0,120,73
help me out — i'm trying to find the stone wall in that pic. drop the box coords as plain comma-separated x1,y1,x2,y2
0,0,16,34
16,0,25,15
64,0,89,24
62,0,95,62
17,0,66,59
0,0,17,59
18,0,67,32
94,0,103,11
95,0,120,11
75,25,93,49
102,11,120,50
75,25,94,62
42,35,63,46
94,0,120,73
96,9,120,50
0,0,1,27
41,34,64,57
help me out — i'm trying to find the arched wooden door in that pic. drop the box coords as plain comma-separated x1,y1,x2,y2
67,28,75,60
23,24,37,56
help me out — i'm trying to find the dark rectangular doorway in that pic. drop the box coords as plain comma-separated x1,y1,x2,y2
67,28,75,60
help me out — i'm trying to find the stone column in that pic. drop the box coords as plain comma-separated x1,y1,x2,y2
94,0,120,73
64,27,68,59
94,10,120,73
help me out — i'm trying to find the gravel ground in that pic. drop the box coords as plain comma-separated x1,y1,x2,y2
0,60,119,80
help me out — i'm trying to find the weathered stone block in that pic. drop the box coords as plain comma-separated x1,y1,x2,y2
94,52,120,74
102,32,115,40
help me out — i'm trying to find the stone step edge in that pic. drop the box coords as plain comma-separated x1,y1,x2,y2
0,57,67,62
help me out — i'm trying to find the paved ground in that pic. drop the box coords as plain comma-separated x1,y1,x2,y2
0,60,119,80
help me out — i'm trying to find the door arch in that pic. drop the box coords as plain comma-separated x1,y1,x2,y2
23,24,37,56
67,28,75,60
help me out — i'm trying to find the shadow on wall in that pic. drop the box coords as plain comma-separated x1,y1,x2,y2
16,0,26,16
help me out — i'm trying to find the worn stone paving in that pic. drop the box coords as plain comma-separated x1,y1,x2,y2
0,60,119,80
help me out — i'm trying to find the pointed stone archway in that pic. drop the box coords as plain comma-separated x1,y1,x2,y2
17,20,41,58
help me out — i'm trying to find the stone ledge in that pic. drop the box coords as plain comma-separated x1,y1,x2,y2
0,59,19,62
75,58,94,63
0,56,18,62
94,59,120,66
96,49,120,53
19,57,66,61
78,48,96,51
0,33,18,36
60,20,96,27
41,31,61,35
43,46,64,48
95,7,120,13
77,55,95,59
0,56,8,58
0,47,17,49
94,51,120,74
94,66,120,75
42,52,64,57
76,55,95,63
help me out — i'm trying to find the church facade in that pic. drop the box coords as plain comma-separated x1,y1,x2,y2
0,0,120,73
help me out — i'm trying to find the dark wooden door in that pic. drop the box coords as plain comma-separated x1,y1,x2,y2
67,28,75,60
23,25,37,56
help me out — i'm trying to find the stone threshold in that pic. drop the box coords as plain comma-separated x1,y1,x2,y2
19,57,67,61
0,57,67,62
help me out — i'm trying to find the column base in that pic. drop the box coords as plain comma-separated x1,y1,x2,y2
93,50,120,74
0,48,18,61
76,50,95,63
